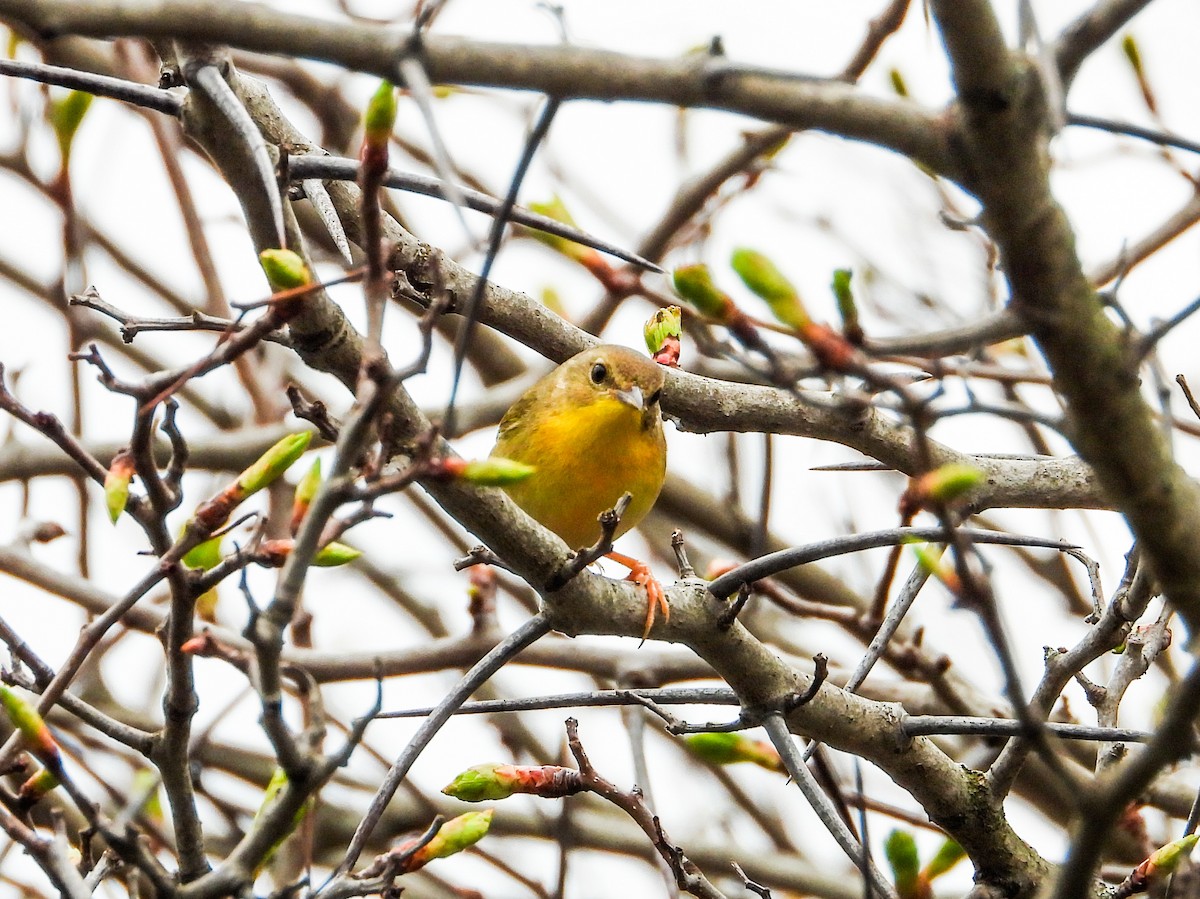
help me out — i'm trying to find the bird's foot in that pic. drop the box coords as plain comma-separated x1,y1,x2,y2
606,551,668,644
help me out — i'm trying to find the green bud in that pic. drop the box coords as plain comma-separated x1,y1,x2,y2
461,458,536,486
831,268,861,339
443,763,516,802
908,541,943,574
922,839,965,880
730,248,809,330
252,767,313,873
182,530,224,622
0,685,59,768
540,286,566,316
889,68,909,98
259,249,312,292
291,457,322,532
312,541,362,567
131,769,164,822
922,463,985,503
419,810,493,862
182,534,223,570
673,265,731,319
1122,34,1143,78
294,458,322,506
363,80,397,145
525,197,592,263
237,432,312,496
884,829,921,899
255,768,288,824
1145,834,1198,877
684,732,783,772
528,196,577,227
644,306,682,355
684,732,743,764
49,90,94,164
18,767,59,803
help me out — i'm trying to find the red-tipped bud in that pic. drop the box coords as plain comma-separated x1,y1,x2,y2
900,464,985,516
442,763,585,802
467,565,497,621
104,449,135,523
1127,834,1198,893
401,810,493,872
644,306,682,367
0,686,60,773
238,432,312,496
17,767,59,806
192,432,311,531
907,542,961,596
180,635,214,655
432,456,536,486
290,458,322,534
255,538,360,568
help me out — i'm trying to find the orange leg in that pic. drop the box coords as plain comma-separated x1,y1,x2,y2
606,551,668,642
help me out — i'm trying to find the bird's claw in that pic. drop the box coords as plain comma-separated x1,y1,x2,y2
605,551,668,644
629,563,668,645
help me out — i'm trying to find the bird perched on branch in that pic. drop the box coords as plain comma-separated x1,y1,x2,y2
491,345,668,638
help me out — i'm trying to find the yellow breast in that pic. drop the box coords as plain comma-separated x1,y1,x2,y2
494,393,666,548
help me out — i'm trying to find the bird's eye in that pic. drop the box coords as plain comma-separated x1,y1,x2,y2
589,362,607,384
647,388,662,407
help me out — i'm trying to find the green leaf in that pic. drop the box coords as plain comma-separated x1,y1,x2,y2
884,829,921,899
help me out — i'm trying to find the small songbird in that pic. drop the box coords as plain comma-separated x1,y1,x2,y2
491,345,669,638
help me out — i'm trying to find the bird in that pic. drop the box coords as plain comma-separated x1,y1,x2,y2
491,344,669,638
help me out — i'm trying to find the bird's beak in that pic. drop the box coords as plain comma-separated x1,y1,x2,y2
612,384,645,411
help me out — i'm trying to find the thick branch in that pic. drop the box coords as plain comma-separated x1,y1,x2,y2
0,0,955,176
931,1,1200,643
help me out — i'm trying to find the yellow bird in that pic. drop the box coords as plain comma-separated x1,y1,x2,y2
491,345,669,637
